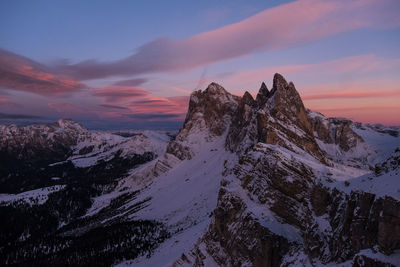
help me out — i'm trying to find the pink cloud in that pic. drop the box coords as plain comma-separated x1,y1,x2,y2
0,96,9,104
301,81,400,126
303,79,400,96
125,96,189,121
96,96,189,122
112,78,148,87
56,0,400,80
91,82,189,122
0,93,19,108
48,102,86,114
0,49,85,95
313,106,400,126
215,54,400,90
92,86,149,102
99,104,130,110
302,89,400,100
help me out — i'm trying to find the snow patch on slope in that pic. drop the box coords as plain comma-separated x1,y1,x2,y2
119,219,211,267
69,131,169,168
352,124,400,165
335,168,400,200
0,185,65,206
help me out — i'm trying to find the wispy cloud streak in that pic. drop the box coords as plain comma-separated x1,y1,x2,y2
303,90,400,100
0,49,85,94
55,0,400,80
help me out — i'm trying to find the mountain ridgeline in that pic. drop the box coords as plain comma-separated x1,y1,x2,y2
0,74,399,266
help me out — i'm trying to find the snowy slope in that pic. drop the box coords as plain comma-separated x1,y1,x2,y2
352,124,400,165
68,131,169,168
111,133,237,266
334,147,400,200
336,169,400,201
308,109,400,169
0,185,65,206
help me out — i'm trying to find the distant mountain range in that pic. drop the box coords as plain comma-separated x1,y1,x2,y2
1,74,399,266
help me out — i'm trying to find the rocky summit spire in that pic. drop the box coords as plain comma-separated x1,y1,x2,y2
203,82,230,96
225,73,326,162
242,91,256,107
266,73,312,134
256,82,269,106
167,82,240,160
270,73,288,96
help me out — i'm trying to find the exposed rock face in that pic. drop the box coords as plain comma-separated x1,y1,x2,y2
192,188,290,267
172,74,400,267
307,189,400,261
0,118,87,163
308,112,364,152
225,91,258,153
167,82,240,160
226,73,327,163
375,147,400,175
179,143,400,266
182,82,240,138
168,73,366,167
268,74,312,135
142,82,241,187
256,82,270,106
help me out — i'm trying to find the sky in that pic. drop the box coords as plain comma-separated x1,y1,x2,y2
0,0,399,129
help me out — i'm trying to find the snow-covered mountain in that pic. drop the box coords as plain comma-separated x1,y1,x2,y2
1,74,399,266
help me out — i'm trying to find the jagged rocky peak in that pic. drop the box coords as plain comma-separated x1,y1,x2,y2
256,81,269,106
226,73,327,163
54,118,87,131
166,82,240,160
269,74,302,109
255,73,308,117
55,118,75,126
182,82,239,134
266,73,313,133
271,72,289,94
241,91,256,106
185,82,238,115
224,90,258,153
203,82,229,95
